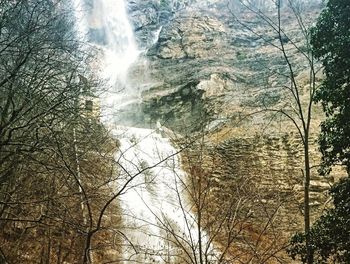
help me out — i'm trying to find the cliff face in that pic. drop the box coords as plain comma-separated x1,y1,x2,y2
126,0,324,133
127,0,195,47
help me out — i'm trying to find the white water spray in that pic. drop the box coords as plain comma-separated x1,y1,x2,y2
152,26,163,45
94,0,139,85
74,0,141,123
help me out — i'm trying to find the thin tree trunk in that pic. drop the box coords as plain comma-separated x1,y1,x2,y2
198,211,203,264
196,171,203,264
304,136,313,264
83,232,94,264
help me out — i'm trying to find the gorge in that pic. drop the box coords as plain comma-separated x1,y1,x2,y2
0,0,344,263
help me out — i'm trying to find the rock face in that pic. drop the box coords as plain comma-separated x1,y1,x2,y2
126,0,196,48
178,131,334,262
138,8,234,132
126,0,328,133
151,14,226,59
210,133,333,229
127,2,305,132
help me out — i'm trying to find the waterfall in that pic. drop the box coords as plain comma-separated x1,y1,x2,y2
73,0,215,263
114,126,209,263
152,26,163,45
92,0,139,86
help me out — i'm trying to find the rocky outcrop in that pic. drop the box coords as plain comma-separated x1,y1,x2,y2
136,9,235,132
126,0,196,47
127,3,309,132
150,14,226,59
211,133,333,230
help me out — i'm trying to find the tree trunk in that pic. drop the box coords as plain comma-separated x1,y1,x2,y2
83,230,97,264
304,137,313,264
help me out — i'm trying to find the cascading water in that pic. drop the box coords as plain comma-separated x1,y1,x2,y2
73,0,215,263
115,127,210,263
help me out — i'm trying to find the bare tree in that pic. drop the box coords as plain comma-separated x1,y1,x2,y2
172,133,290,263
122,127,290,264
0,0,121,262
0,0,90,183
227,0,324,263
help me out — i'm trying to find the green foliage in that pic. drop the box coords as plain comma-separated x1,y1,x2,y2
288,1,350,262
311,0,350,174
288,177,350,263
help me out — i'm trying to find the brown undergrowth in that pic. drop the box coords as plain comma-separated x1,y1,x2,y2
178,131,301,264
0,118,121,263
